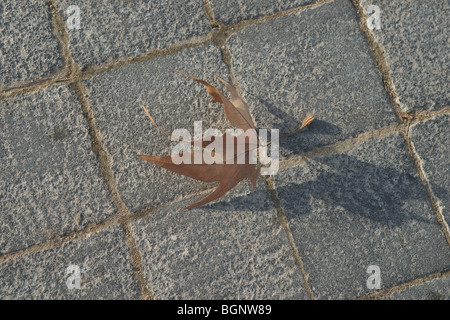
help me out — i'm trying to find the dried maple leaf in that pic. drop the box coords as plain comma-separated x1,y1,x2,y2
138,70,313,209
138,133,257,209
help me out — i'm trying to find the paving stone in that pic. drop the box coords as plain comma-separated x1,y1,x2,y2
360,0,449,112
209,0,316,25
0,0,64,90
0,84,116,254
0,225,140,299
131,181,309,299
83,44,239,212
227,0,396,158
381,276,450,300
1,0,447,301
53,0,211,70
409,114,450,227
273,133,450,299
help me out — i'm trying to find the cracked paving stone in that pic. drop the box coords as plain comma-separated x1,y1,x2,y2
409,114,450,228
360,0,449,111
227,0,397,158
0,0,64,90
83,44,240,211
0,225,140,299
53,0,211,70
131,181,309,299
273,132,450,299
0,84,116,254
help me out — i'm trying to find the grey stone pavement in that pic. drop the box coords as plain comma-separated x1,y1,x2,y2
0,0,449,300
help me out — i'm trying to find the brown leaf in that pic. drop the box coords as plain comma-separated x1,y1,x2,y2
170,69,256,131
138,132,257,209
138,70,313,209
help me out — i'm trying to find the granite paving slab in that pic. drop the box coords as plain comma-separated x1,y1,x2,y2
273,133,450,299
409,114,450,227
0,84,116,254
0,225,140,299
360,0,449,111
0,0,448,300
83,43,237,212
53,0,211,70
131,182,310,299
227,0,397,158
0,0,64,90
209,0,316,25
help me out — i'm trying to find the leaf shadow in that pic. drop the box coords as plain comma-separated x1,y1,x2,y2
200,154,446,228
200,189,272,212
274,154,446,227
250,97,342,155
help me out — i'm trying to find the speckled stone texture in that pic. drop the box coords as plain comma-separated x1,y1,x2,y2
273,133,450,299
209,0,316,24
227,0,397,158
0,0,64,90
0,225,140,299
360,0,449,111
409,114,450,227
1,0,448,300
53,0,211,69
0,84,116,254
131,182,310,299
83,44,236,211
